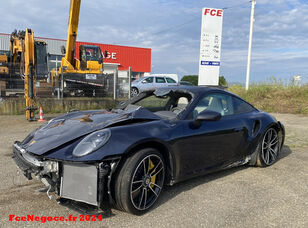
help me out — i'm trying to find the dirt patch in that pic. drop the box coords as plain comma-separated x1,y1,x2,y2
0,113,307,227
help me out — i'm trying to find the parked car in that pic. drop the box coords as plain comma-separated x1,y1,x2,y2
179,81,194,86
12,86,285,215
131,76,178,97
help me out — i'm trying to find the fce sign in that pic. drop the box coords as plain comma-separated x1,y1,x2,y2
204,9,223,17
198,7,223,86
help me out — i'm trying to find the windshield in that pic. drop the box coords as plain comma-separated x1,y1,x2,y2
134,94,171,109
35,42,48,79
117,89,193,119
132,77,146,83
81,46,102,61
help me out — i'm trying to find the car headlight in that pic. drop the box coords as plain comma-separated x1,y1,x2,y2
73,129,111,157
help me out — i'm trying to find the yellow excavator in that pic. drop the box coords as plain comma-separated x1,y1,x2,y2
9,29,48,121
0,54,9,75
53,0,106,96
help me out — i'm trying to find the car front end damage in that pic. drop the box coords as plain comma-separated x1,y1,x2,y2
12,141,120,211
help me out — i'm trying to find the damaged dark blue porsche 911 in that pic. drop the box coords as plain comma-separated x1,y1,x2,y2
12,86,285,215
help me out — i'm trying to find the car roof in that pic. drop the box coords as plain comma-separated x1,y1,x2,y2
143,75,173,78
152,86,227,96
159,86,257,109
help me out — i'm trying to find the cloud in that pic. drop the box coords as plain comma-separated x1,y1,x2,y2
0,0,307,82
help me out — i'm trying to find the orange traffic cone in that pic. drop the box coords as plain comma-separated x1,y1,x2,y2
38,107,46,122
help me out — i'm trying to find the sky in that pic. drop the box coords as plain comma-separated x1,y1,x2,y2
1,0,308,84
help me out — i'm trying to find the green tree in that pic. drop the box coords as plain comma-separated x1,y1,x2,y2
181,75,198,86
181,75,227,87
219,76,227,86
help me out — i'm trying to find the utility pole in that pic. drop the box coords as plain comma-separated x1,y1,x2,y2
128,66,132,99
245,0,256,91
113,68,118,100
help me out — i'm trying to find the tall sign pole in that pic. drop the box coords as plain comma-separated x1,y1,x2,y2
198,8,223,86
245,0,256,91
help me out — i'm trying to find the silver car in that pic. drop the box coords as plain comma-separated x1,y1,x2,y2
131,76,178,97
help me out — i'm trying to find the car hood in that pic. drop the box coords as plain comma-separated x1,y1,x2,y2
21,107,161,155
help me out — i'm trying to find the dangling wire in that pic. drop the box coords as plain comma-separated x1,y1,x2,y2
152,1,250,36
222,1,250,10
152,17,200,35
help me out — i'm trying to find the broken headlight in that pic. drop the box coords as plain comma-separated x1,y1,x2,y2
73,129,111,157
42,161,58,174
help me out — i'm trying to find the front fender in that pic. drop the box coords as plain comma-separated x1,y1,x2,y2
44,120,172,162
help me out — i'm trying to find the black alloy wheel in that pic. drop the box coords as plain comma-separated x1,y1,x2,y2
257,127,280,166
130,87,139,97
115,148,165,215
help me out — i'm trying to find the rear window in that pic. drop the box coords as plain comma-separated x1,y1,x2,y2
166,78,176,83
232,97,256,114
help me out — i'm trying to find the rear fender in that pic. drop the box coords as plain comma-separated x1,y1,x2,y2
248,121,284,165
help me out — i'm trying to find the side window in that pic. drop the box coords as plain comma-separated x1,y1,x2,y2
144,77,153,83
190,93,234,119
156,77,166,83
166,77,176,83
232,97,256,114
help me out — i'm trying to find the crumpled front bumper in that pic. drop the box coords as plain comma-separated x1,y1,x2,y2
12,141,58,180
12,141,117,209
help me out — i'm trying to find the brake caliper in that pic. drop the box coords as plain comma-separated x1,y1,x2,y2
149,159,156,188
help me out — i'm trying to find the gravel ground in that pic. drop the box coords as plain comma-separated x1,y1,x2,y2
0,113,307,227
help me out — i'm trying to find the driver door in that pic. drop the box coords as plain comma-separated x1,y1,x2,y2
173,92,246,180
140,77,154,92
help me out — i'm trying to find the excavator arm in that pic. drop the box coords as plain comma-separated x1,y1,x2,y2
10,29,38,121
24,29,36,121
60,0,103,74
52,0,105,97
62,0,81,68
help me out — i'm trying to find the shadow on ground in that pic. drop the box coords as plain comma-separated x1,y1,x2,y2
59,145,293,217
154,145,292,211
278,145,292,160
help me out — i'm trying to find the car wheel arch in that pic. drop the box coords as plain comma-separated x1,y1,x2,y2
121,140,175,186
271,122,285,149
264,122,284,143
109,140,175,210
249,122,284,166
131,87,139,92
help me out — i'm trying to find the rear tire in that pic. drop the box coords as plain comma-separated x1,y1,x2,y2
255,127,280,167
115,148,165,215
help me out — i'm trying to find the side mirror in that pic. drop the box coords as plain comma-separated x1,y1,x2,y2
141,80,147,84
192,110,221,128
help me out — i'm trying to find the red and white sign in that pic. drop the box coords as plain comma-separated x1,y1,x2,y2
76,42,151,72
198,8,223,86
204,8,223,17
103,51,117,60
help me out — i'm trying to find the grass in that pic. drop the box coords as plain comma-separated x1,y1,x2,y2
228,79,308,115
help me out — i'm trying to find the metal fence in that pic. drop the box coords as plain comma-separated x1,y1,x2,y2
0,63,133,100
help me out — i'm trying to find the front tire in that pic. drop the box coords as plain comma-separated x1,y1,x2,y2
115,148,165,215
256,127,280,167
131,87,139,97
